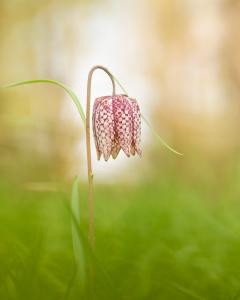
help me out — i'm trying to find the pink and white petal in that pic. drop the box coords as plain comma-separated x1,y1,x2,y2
113,95,133,157
92,97,110,160
129,98,142,156
92,101,101,159
94,97,115,161
93,107,102,160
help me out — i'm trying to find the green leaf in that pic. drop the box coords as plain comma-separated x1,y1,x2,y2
113,74,183,157
2,79,86,126
70,176,86,291
71,176,81,225
112,75,128,95
1,76,183,156
141,114,183,157
69,177,116,298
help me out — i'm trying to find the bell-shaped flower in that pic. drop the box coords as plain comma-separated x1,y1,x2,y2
92,94,141,161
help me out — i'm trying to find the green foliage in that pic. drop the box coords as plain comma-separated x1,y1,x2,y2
112,75,183,156
70,176,86,295
2,80,86,125
1,178,240,300
2,76,182,156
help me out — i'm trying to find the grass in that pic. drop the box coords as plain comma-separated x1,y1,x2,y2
0,176,240,300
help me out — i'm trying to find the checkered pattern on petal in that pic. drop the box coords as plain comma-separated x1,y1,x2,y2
129,98,142,156
92,96,115,161
92,94,142,161
112,95,133,157
93,96,106,159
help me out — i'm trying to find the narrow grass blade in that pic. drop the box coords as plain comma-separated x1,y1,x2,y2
2,79,86,126
112,74,183,156
112,75,128,95
70,176,86,291
67,192,116,298
141,114,183,156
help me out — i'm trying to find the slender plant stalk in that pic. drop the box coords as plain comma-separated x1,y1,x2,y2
86,65,116,246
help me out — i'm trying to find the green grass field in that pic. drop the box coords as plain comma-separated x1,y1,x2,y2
1,175,240,300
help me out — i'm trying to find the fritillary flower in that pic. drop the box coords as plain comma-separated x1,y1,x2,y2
92,94,142,161
5,64,182,248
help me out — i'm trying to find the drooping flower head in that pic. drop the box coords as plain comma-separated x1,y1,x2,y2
92,94,141,161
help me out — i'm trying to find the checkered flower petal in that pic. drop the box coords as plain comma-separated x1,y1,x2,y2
129,98,142,156
112,95,133,157
92,96,115,161
92,94,142,161
93,96,105,159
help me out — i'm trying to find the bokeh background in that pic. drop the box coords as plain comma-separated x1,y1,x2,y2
1,0,240,299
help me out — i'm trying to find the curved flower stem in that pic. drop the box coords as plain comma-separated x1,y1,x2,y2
86,65,116,247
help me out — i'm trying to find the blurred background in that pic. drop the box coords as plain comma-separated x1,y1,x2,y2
1,0,240,299
1,0,240,185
